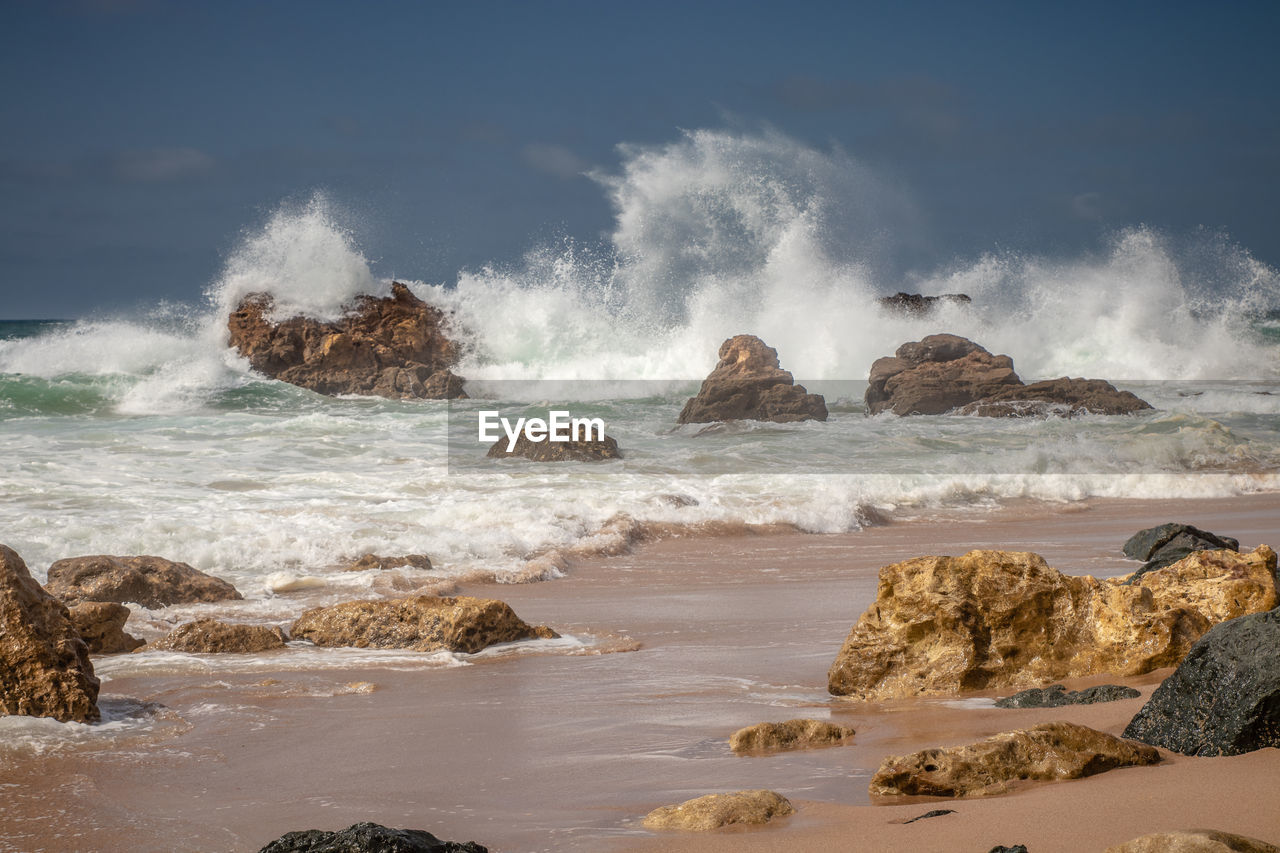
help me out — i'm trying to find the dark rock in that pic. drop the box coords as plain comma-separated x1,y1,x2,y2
995,684,1140,709
228,282,467,400
957,378,1152,417
1122,523,1241,582
487,432,621,462
1123,606,1280,756
68,602,145,654
877,292,971,316
678,335,827,424
147,619,288,654
45,555,242,609
901,808,957,824
989,847,1030,853
257,821,487,853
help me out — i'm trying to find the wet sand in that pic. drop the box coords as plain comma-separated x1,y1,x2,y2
2,494,1278,852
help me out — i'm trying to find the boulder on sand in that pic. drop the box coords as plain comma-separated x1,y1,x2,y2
1105,829,1280,853
257,821,488,853
643,789,795,831
728,718,855,754
0,545,100,723
68,602,145,654
678,335,827,424
227,282,467,400
1122,523,1240,581
147,619,288,654
45,555,242,609
994,684,1139,709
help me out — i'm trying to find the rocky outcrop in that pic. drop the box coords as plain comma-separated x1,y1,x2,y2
147,619,288,654
68,602,144,654
677,335,827,424
865,334,1151,416
45,555,242,609
868,721,1160,798
486,433,621,462
342,554,434,572
1123,523,1241,580
291,595,558,654
995,684,1140,709
257,822,488,853
643,790,795,831
0,545,100,723
878,292,971,316
228,282,467,400
828,546,1277,701
1123,607,1280,756
728,719,855,754
1106,830,1280,853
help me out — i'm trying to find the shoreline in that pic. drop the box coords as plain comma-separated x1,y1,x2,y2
2,493,1278,852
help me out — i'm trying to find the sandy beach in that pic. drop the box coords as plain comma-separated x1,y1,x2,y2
2,493,1277,852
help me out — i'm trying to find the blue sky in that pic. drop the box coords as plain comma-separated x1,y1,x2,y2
2,0,1277,318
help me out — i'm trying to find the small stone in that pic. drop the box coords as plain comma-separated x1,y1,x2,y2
728,719,854,754
643,789,795,831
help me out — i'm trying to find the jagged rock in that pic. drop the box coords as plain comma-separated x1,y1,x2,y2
865,334,1151,416
1106,829,1280,853
68,602,144,654
1123,607,1280,756
45,555,242,609
868,721,1160,798
878,292,972,315
486,432,621,462
728,719,855,754
0,545,100,723
1122,523,1241,580
828,546,1277,701
677,335,827,424
257,821,488,853
643,790,795,831
342,554,434,572
147,619,288,654
291,595,558,654
228,282,467,400
995,684,1140,709
990,847,1030,853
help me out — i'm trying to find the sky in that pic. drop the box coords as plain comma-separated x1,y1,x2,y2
1,0,1277,318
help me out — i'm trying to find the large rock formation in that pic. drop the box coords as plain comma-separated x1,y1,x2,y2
828,546,1277,701
291,595,558,654
877,292,972,316
868,721,1160,798
1122,523,1240,580
227,282,467,400
0,545,100,723
677,335,827,424
1123,606,1280,756
257,822,488,853
147,619,289,654
68,602,145,654
643,790,795,831
486,432,621,462
994,684,1139,709
1106,830,1280,853
865,334,1151,416
45,555,242,609
728,719,855,754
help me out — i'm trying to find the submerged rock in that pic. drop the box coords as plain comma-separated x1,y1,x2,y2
995,684,1140,709
828,546,1277,701
342,554,434,572
68,602,145,654
487,432,621,462
228,282,467,400
1106,829,1280,853
1122,523,1241,581
877,292,972,316
958,377,1154,417
0,545,100,723
291,595,558,654
1123,606,1280,756
643,789,795,831
868,721,1160,798
728,718,855,754
45,555,242,609
257,821,488,853
677,335,827,424
147,619,288,654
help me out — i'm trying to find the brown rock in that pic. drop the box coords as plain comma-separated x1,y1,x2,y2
869,721,1160,798
343,553,434,572
487,432,621,462
958,377,1153,417
0,545,100,723
677,335,827,424
68,602,144,654
227,282,467,400
643,789,795,831
290,595,558,654
147,619,288,654
828,546,1277,700
728,719,855,754
1106,829,1280,853
45,555,242,609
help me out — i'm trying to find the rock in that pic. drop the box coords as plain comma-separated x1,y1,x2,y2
0,545,100,723
68,602,144,654
865,334,1152,416
1106,829,1280,853
642,789,795,831
828,546,1277,701
147,619,288,654
990,847,1030,853
257,821,488,853
227,282,467,400
1122,523,1241,580
1123,606,1280,756
45,555,242,609
486,432,621,462
868,721,1160,798
877,292,972,315
995,684,1140,709
677,335,827,424
291,595,558,654
728,718,855,754
900,808,957,824
343,553,434,572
